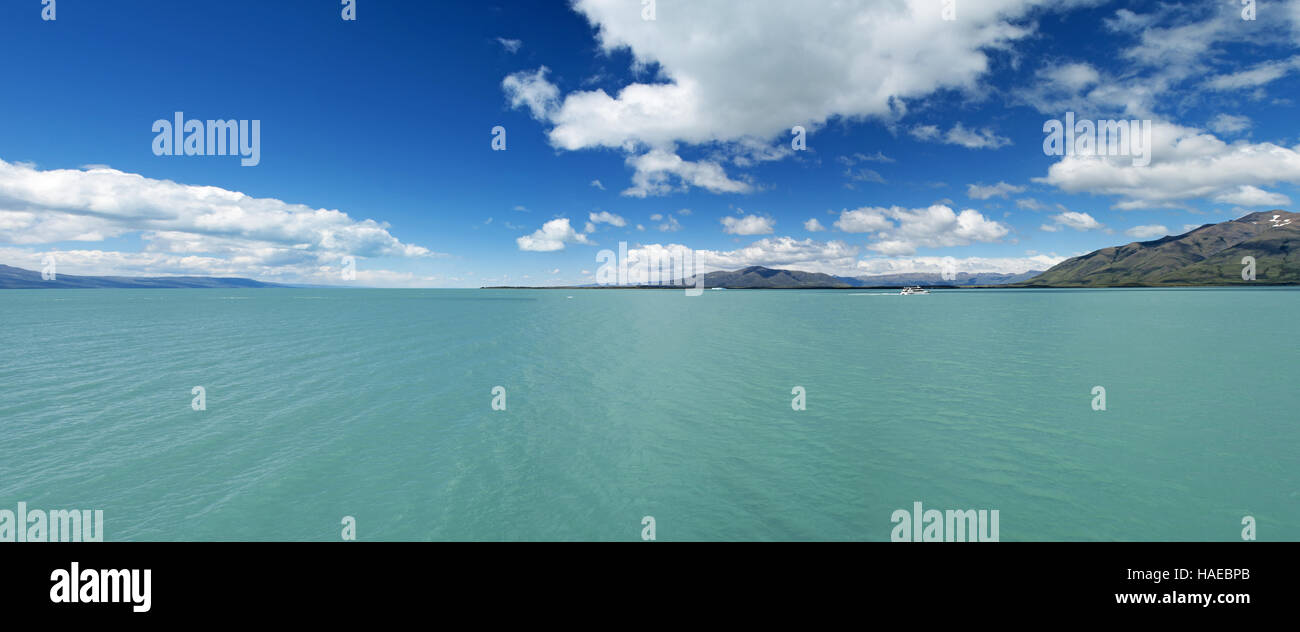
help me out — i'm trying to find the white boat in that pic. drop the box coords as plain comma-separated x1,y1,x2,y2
900,286,930,295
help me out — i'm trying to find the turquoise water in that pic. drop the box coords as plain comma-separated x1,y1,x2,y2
1,288,1296,541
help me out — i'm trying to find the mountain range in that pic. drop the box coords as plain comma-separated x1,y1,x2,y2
1021,210,1300,286
683,267,1040,289
5,211,1297,289
0,264,283,289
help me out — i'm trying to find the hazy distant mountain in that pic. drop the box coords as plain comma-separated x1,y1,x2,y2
701,266,852,288
531,266,1038,289
842,271,1043,287
0,264,284,289
1021,210,1300,286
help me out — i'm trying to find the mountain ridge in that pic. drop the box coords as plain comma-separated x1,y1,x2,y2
1019,210,1300,286
0,264,285,289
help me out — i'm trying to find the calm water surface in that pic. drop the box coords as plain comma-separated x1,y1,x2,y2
1,288,1295,540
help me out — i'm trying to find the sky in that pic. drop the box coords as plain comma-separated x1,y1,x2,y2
2,0,1299,287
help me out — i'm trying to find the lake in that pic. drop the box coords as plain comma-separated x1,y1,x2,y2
1,287,1295,541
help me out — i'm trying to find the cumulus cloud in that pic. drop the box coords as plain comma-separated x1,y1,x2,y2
1036,122,1300,210
1207,114,1252,135
516,218,592,251
833,208,893,233
852,254,1065,276
622,148,751,197
864,205,1010,255
832,205,1009,254
588,211,626,227
551,1,1062,148
804,218,826,232
0,159,435,282
721,214,775,235
502,67,560,120
626,239,1060,278
0,245,444,287
910,123,1011,149
506,0,1094,193
1212,185,1291,207
1043,211,1105,232
1125,224,1170,239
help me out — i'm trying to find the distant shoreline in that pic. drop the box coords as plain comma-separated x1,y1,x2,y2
480,283,1300,290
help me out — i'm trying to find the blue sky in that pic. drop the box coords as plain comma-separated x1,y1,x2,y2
2,0,1298,287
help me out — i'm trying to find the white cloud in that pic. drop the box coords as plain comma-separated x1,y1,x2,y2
1204,57,1300,91
853,254,1065,276
910,123,1011,149
1212,185,1291,207
1125,224,1169,239
657,215,682,232
1207,114,1252,135
1020,6,1293,119
833,208,892,233
1037,122,1300,209
864,205,1010,255
804,218,826,232
844,168,886,184
721,214,775,235
0,159,434,282
967,181,1026,199
502,67,560,120
1044,62,1101,93
1112,5,1265,91
838,151,894,165
1045,211,1104,231
516,218,592,251
832,205,1009,254
507,0,1094,193
496,37,523,54
548,1,1063,149
909,125,940,141
590,179,605,190
622,148,751,197
0,246,444,287
1291,0,1300,45
588,211,627,227
626,239,1061,278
